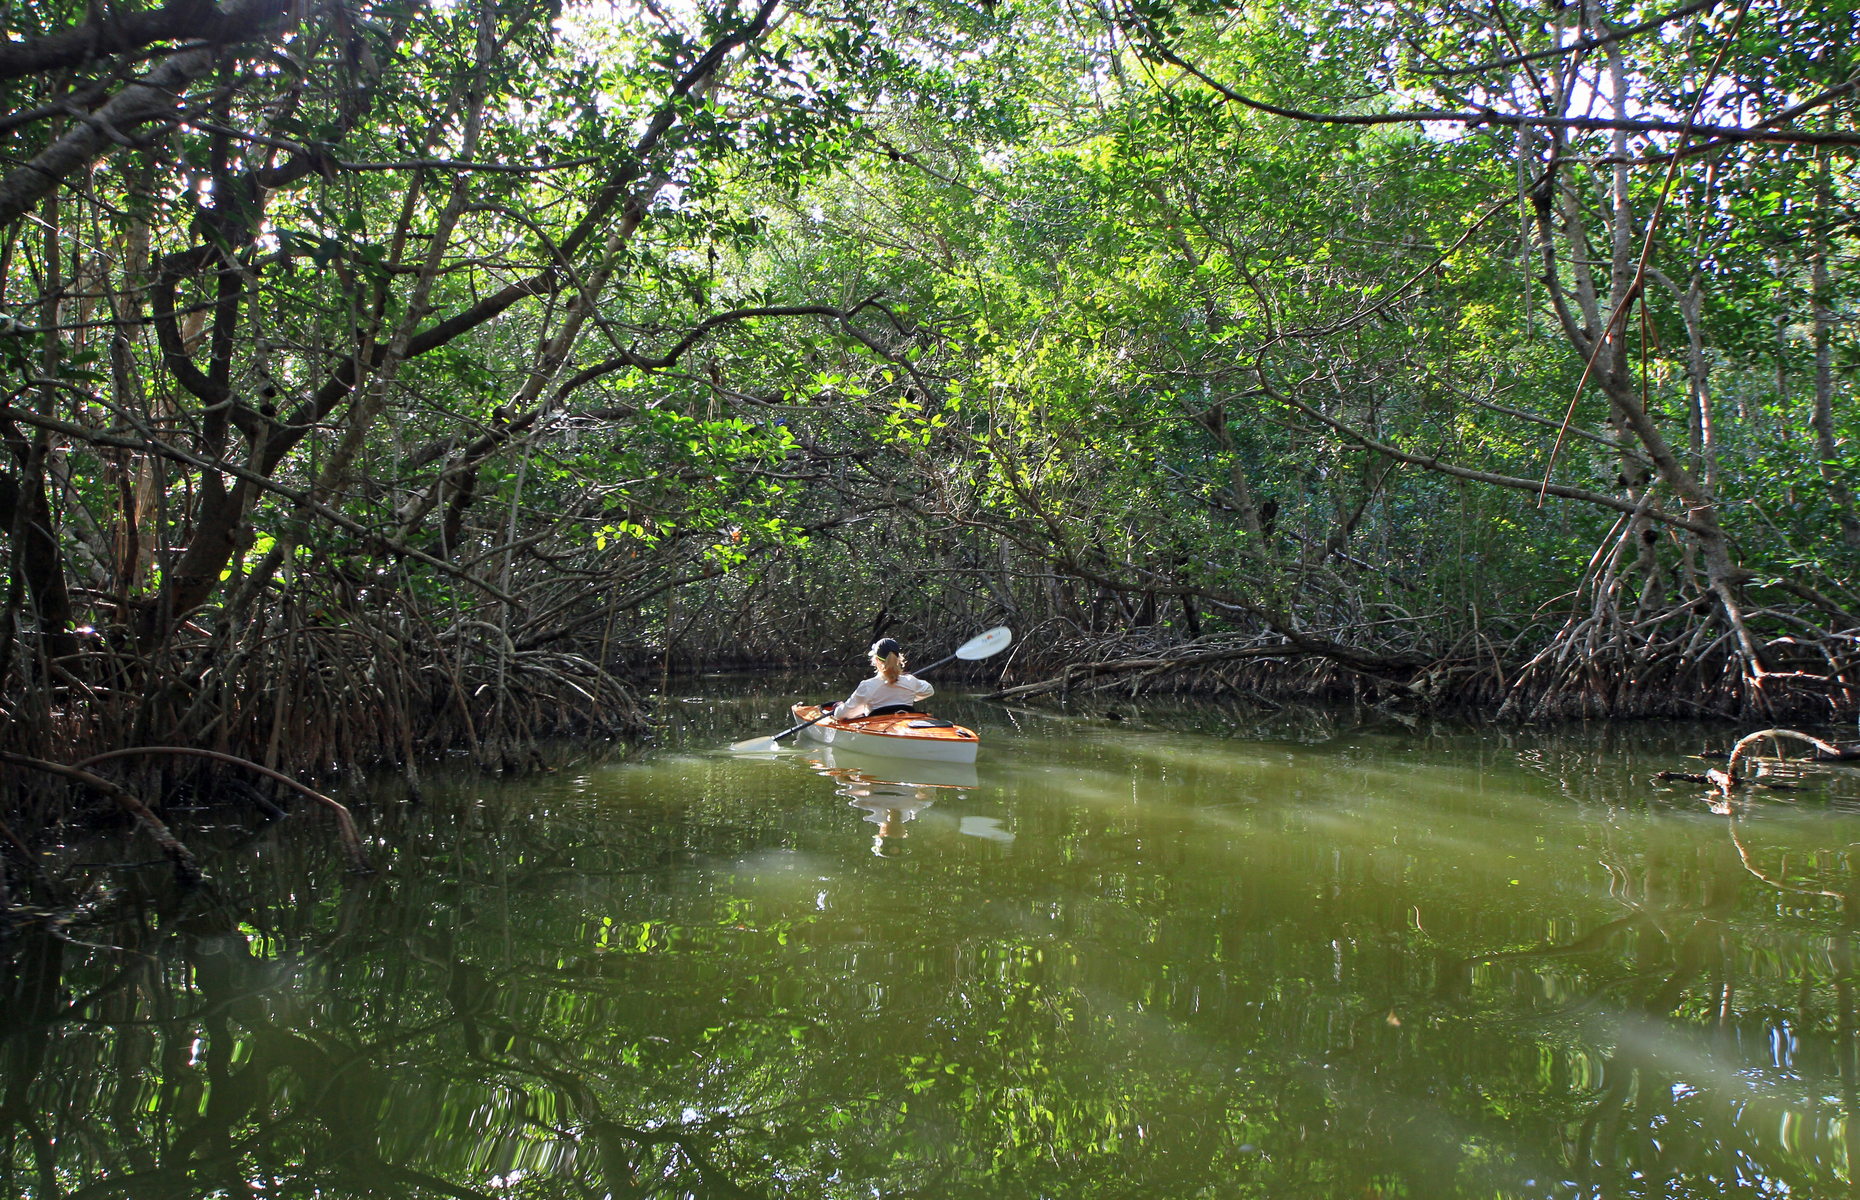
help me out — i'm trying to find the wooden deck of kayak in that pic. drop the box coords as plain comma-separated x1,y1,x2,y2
791,704,981,763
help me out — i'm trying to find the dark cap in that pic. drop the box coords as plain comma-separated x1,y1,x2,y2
870,637,903,658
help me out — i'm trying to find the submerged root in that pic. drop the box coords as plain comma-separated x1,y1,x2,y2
1661,728,1860,807
71,747,374,874
0,750,204,887
1723,728,1850,785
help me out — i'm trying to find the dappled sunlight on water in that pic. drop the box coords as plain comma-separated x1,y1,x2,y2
6,683,1860,1197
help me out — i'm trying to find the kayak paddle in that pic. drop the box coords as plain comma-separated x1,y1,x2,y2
728,626,1014,753
910,624,1012,676
728,708,837,754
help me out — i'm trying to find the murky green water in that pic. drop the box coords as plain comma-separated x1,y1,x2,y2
7,684,1860,1199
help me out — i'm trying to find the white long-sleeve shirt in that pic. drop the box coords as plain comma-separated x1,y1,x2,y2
834,672,933,720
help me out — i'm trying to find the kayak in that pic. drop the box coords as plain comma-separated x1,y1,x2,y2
789,704,981,764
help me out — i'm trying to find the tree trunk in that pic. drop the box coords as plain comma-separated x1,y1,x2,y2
1811,141,1860,546
22,191,75,668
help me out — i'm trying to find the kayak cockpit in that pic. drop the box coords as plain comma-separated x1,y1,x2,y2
790,704,981,764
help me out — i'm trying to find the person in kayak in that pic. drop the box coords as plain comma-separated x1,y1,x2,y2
825,637,934,720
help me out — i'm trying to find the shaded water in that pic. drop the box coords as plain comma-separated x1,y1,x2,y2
6,683,1860,1198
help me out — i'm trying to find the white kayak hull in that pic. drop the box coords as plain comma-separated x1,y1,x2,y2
799,722,979,763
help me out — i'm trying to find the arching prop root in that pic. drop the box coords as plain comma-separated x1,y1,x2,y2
72,747,374,875
1725,727,1850,775
0,751,204,887
1673,728,1860,797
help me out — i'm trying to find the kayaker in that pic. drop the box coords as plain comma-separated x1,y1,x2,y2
825,637,934,720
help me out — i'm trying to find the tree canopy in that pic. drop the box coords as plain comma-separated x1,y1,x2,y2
0,0,1856,830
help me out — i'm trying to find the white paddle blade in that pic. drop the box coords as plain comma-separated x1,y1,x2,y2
955,625,1013,660
729,735,783,753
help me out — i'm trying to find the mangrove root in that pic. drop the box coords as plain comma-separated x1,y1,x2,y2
72,746,375,875
1724,728,1845,784
0,750,204,887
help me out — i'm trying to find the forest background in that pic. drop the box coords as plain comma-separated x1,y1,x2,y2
0,0,1856,863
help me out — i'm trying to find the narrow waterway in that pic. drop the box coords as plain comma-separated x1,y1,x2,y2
6,683,1860,1198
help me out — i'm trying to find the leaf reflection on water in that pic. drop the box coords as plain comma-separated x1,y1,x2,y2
5,695,1860,1199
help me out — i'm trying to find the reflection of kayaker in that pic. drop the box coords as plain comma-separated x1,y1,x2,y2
802,748,979,790
803,750,975,856
845,783,937,856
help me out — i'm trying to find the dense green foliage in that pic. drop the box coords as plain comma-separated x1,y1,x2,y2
0,0,1855,881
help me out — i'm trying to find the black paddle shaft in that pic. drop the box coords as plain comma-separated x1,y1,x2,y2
911,627,1011,677
911,650,960,676
761,703,888,744
768,709,833,741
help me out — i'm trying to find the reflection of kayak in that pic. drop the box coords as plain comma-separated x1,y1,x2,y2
791,704,980,764
801,746,980,790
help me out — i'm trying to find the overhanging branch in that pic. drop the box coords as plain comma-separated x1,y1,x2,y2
1262,382,1718,535
1142,40,1860,149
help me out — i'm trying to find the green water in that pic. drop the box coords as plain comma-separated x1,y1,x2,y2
7,684,1860,1199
